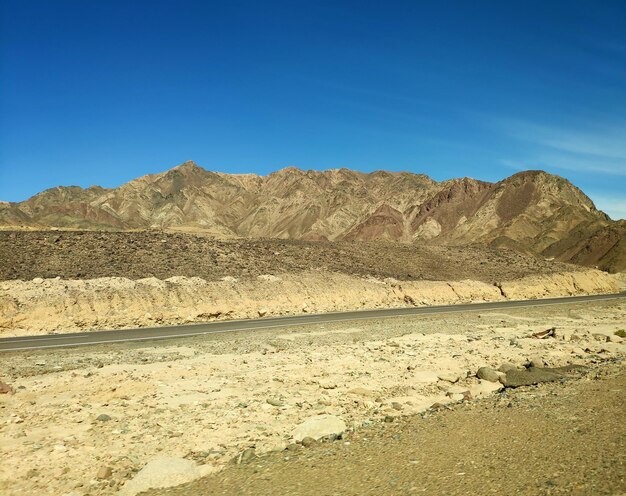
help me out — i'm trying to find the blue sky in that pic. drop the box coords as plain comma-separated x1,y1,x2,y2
1,0,625,219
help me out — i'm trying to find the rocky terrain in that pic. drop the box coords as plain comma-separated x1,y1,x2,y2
1,298,625,495
1,162,624,272
0,230,582,282
157,363,626,496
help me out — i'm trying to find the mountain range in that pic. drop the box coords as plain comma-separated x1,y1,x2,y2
1,161,624,272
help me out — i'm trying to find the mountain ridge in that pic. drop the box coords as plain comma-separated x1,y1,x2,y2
1,161,624,272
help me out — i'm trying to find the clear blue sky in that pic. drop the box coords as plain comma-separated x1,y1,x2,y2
1,0,625,219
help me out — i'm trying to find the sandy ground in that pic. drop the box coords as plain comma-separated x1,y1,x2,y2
1,298,625,495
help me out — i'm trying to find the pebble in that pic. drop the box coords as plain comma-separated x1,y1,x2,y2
529,357,546,368
97,466,113,479
266,398,284,407
301,437,316,448
96,414,112,422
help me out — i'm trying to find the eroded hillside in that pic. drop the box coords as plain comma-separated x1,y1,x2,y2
1,162,624,271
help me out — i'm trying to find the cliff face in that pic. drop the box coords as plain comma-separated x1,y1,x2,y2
1,161,624,272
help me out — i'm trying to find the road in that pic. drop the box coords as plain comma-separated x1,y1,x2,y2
1,293,624,352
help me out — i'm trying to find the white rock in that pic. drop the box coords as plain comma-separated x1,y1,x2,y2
117,457,214,496
32,277,44,284
292,414,347,442
470,379,504,398
412,370,439,383
437,373,460,383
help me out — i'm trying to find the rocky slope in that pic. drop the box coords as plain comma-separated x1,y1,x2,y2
1,161,624,272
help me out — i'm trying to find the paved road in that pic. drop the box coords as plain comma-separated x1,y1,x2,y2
1,293,624,352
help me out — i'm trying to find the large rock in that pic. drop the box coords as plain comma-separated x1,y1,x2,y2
292,414,347,442
117,457,214,496
500,367,564,388
476,367,501,383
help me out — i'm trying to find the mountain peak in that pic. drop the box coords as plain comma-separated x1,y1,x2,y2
172,160,204,173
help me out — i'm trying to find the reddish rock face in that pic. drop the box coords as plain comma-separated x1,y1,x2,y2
1,162,623,272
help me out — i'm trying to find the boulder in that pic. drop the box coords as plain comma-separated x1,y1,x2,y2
476,367,501,383
292,414,346,442
500,367,563,388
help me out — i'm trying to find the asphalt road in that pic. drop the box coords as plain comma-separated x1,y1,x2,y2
1,293,624,352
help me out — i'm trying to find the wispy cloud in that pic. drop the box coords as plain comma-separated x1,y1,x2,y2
588,194,626,220
496,118,626,176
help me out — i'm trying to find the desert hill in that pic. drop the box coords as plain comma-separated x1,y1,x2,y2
1,161,624,272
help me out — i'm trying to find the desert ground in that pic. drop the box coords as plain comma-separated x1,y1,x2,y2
1,298,625,495
1,230,624,495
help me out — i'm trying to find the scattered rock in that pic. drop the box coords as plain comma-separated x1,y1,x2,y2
384,415,395,422
258,308,269,317
96,414,112,422
476,367,501,383
608,334,624,343
293,414,347,442
592,333,609,343
32,277,44,284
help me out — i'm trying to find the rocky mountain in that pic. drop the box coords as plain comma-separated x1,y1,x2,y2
1,161,624,272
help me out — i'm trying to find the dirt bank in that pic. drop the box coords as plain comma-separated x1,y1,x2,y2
0,269,617,336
